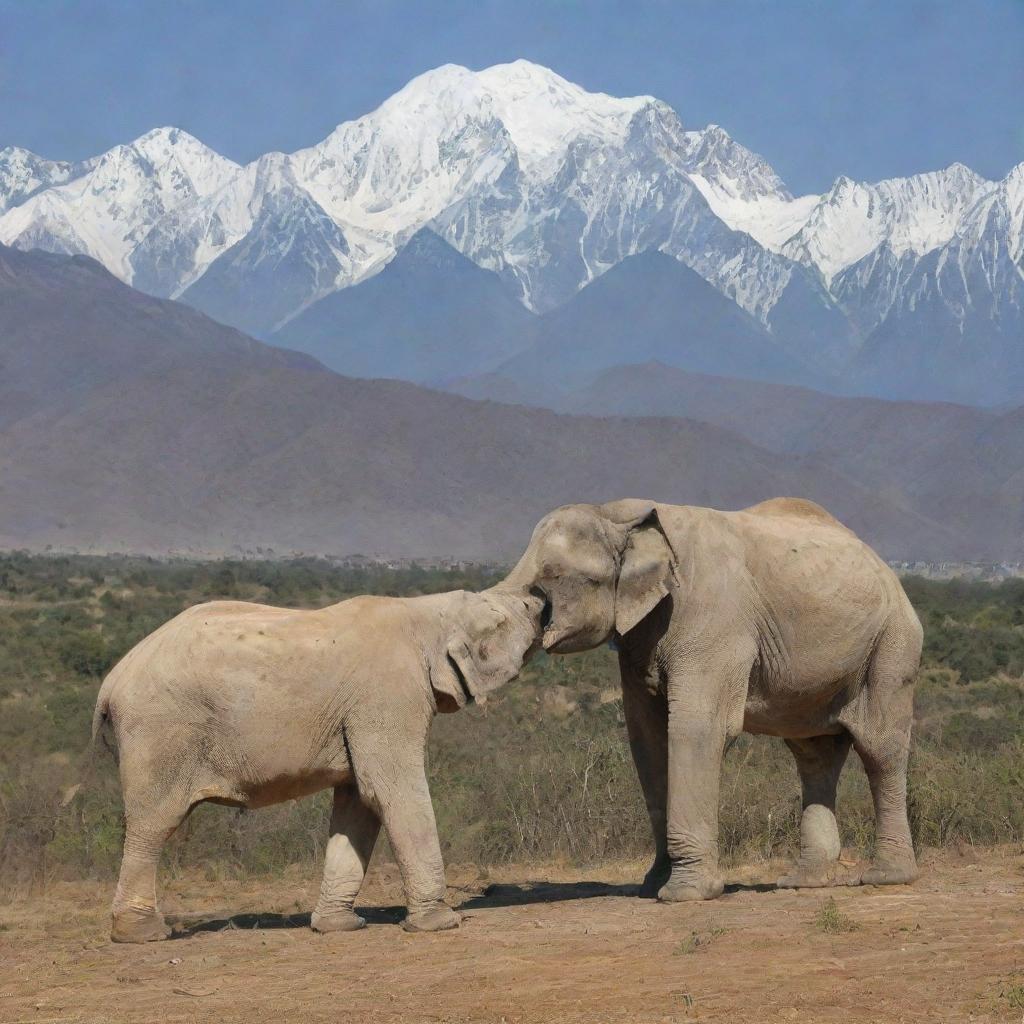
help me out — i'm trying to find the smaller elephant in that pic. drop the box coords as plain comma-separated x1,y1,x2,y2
92,585,541,942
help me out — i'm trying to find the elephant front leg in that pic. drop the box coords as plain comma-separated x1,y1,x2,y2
311,784,381,933
350,731,460,933
658,715,727,902
619,659,670,898
657,673,744,902
777,734,853,889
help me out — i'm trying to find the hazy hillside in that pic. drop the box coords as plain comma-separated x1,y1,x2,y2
0,244,320,428
274,229,537,383
540,362,1024,560
448,250,826,399
2,243,1023,561
559,362,994,455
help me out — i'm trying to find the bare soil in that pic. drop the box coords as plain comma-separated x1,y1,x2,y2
3,848,1024,1023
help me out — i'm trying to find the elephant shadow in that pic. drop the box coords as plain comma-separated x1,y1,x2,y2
165,879,779,936
459,878,775,910
166,905,406,937
459,880,639,908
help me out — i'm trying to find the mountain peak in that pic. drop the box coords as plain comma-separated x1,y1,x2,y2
126,126,238,181
1,144,40,160
473,60,655,174
0,146,88,214
134,125,195,144
829,174,857,194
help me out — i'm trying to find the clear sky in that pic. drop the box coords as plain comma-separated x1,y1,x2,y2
1,0,1021,195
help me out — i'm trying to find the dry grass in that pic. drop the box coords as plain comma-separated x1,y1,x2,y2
813,896,859,934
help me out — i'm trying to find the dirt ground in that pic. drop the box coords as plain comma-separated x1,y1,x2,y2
3,847,1024,1023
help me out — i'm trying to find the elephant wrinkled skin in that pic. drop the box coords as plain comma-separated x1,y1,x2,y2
505,497,923,901
92,586,541,942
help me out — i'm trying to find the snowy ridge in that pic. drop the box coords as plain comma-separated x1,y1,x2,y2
0,147,92,214
678,124,819,251
783,164,994,285
0,128,239,280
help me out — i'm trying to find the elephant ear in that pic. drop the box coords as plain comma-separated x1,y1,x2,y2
429,634,480,712
614,509,678,637
430,595,530,712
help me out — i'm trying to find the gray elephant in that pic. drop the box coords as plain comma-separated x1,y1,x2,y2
504,497,922,901
92,585,541,942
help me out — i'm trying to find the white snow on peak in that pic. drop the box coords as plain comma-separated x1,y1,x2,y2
475,60,657,175
0,60,1012,347
999,162,1024,262
289,59,657,249
679,124,819,251
784,163,994,283
938,161,1024,278
0,146,89,214
289,63,510,244
127,127,241,198
0,127,239,279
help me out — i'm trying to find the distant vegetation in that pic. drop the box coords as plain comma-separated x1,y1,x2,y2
1,553,1023,893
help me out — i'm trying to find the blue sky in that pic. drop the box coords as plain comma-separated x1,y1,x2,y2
1,0,1021,194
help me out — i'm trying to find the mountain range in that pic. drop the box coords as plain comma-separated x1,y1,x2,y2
2,241,1024,562
1,61,1021,406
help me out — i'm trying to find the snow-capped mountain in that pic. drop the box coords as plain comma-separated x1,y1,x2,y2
0,147,90,214
0,128,238,280
784,164,994,285
678,124,819,252
0,61,1020,404
850,163,1024,403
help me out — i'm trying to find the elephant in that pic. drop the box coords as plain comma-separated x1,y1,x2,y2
503,496,923,902
91,584,542,942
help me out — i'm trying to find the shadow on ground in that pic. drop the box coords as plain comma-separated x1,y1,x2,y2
460,880,640,909
167,905,406,936
462,878,777,908
165,878,780,935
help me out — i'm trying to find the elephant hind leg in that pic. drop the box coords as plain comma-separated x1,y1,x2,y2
311,784,381,934
844,637,919,886
777,733,852,889
111,799,191,943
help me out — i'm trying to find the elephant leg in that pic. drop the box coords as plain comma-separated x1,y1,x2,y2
110,802,188,943
849,702,917,885
777,734,852,888
349,730,460,933
619,657,669,897
657,658,748,904
311,784,381,934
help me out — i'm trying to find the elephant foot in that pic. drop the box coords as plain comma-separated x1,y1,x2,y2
311,908,366,933
639,857,672,898
658,873,724,904
777,859,857,889
111,909,171,944
401,905,461,933
860,859,918,887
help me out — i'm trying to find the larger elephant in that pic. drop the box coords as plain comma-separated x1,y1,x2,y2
92,585,541,941
504,497,923,901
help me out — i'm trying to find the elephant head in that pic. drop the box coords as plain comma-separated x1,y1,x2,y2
430,587,544,712
506,500,679,654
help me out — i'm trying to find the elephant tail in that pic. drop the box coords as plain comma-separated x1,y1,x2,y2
90,674,119,767
58,676,119,810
